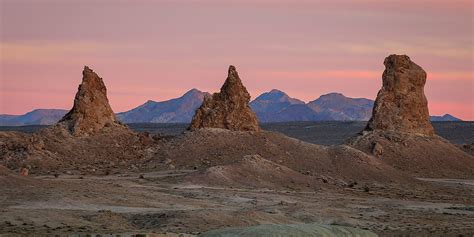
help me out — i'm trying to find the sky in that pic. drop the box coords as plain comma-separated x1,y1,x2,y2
0,0,473,120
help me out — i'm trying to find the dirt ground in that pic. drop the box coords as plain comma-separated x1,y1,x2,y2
1,124,473,236
1,169,473,236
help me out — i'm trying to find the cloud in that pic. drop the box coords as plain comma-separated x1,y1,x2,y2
264,39,473,61
253,69,472,82
341,41,473,60
0,41,139,64
1,41,96,64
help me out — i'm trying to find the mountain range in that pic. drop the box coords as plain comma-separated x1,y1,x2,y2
0,109,68,126
116,89,210,123
250,90,375,122
0,89,462,126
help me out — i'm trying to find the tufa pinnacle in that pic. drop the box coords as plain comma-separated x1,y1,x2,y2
365,55,434,136
189,65,260,132
58,66,122,135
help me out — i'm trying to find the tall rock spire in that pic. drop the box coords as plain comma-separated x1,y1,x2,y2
365,55,434,136
189,65,260,131
59,66,121,135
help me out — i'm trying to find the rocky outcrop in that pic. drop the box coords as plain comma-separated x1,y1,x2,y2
348,55,474,178
365,55,434,136
58,66,123,136
189,65,260,132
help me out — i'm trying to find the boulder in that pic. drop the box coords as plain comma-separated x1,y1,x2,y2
19,167,29,177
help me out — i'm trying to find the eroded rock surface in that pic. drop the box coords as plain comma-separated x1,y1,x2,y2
348,55,473,178
58,66,122,135
365,55,434,136
189,65,260,131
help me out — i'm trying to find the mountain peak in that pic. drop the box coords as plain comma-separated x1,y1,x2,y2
254,89,304,104
319,92,345,99
269,89,285,94
430,114,461,121
183,88,204,97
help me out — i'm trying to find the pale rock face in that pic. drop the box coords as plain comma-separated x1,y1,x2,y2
189,65,260,132
59,66,122,136
365,55,434,136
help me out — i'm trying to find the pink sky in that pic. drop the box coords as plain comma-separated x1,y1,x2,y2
1,0,473,120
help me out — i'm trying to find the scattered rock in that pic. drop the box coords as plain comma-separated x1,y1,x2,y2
19,168,28,177
365,55,434,136
459,143,474,156
58,66,124,136
372,142,383,158
189,65,260,132
348,181,358,188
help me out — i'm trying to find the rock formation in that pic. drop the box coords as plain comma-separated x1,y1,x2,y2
19,168,29,177
348,55,474,178
58,66,122,135
365,55,434,136
189,65,260,131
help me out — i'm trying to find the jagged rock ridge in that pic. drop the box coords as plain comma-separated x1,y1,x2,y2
189,65,260,131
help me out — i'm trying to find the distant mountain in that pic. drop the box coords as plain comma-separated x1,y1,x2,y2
307,93,374,121
252,91,461,122
0,109,67,126
250,89,310,122
430,114,462,122
250,91,374,122
0,89,463,126
116,89,209,123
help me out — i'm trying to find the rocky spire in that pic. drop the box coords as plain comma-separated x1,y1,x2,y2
59,66,121,135
365,55,434,136
189,65,260,131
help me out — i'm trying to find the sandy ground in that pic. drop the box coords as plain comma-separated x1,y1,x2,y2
1,170,473,236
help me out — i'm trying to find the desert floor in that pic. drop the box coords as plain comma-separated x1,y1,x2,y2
1,169,473,236
1,122,473,236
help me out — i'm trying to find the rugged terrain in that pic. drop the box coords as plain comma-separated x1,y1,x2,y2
1,58,473,236
1,165,473,236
